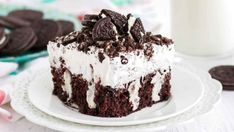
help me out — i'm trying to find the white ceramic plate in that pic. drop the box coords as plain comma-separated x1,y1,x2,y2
10,61,222,132
27,64,204,126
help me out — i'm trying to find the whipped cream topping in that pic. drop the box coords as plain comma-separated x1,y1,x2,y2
48,42,174,88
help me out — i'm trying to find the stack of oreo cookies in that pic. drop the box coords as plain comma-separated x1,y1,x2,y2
0,9,75,56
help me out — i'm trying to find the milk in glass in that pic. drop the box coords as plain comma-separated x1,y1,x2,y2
171,0,234,56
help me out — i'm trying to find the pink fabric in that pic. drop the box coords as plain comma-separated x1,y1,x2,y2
0,89,5,105
0,89,12,120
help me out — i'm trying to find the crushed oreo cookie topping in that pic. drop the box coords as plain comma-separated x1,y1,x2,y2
53,9,173,58
120,55,128,64
98,52,105,63
144,43,154,60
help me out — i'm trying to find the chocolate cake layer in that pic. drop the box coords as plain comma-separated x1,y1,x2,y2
51,67,171,117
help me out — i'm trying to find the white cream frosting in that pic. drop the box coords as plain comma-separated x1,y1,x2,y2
128,79,141,111
48,42,174,87
48,41,174,110
152,72,162,101
86,82,96,108
151,69,169,102
62,70,72,99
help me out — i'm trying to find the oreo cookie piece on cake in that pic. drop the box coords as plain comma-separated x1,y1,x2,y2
47,9,174,117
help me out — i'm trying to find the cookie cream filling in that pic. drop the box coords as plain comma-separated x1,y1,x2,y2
0,36,6,45
48,42,174,109
128,16,136,29
127,16,136,39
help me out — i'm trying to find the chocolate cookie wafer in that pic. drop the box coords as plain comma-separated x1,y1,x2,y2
0,16,30,29
82,14,100,27
92,17,117,41
57,20,74,36
0,27,4,41
31,19,61,49
209,65,234,90
8,9,43,23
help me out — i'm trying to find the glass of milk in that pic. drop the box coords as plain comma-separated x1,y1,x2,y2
171,0,234,56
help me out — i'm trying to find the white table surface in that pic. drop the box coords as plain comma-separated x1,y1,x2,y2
1,53,234,132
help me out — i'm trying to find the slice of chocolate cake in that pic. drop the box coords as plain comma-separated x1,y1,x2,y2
47,9,174,117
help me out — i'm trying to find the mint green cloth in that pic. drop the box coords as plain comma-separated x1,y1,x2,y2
0,51,48,63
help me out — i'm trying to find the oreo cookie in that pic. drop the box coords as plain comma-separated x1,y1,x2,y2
101,9,128,35
57,20,75,36
92,17,117,41
81,21,96,27
84,14,100,21
31,19,60,49
0,27,37,56
209,65,234,90
0,16,30,29
8,9,43,22
82,14,100,27
130,18,145,42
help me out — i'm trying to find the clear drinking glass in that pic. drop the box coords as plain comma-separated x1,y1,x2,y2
171,0,234,56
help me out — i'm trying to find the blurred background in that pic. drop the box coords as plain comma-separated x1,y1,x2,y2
0,0,171,36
